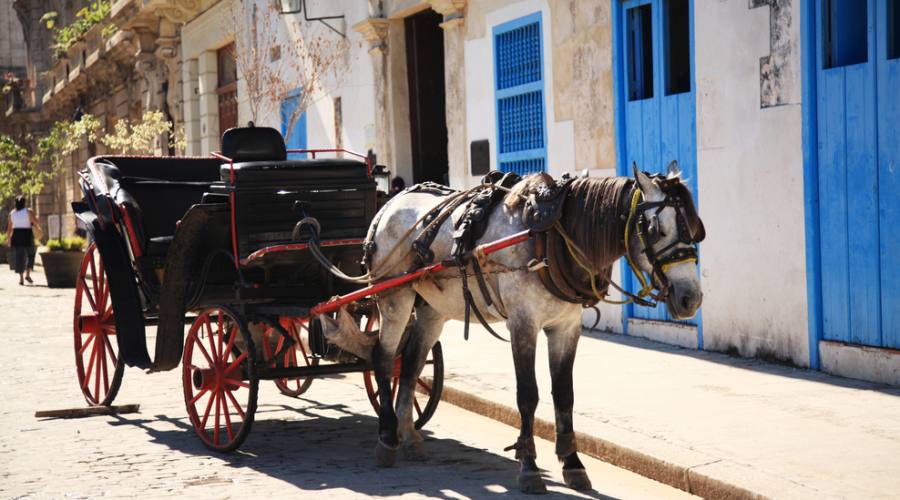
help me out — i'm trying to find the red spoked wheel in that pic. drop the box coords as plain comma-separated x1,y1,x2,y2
260,316,318,397
362,311,444,429
182,307,258,452
73,243,124,406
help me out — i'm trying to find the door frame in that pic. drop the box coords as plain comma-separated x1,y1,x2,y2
611,0,703,346
801,0,823,369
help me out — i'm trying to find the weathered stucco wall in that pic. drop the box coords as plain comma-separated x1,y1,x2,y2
547,0,615,172
694,0,809,366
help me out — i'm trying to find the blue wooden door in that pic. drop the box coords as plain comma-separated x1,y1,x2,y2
281,89,307,159
815,0,899,348
615,0,699,325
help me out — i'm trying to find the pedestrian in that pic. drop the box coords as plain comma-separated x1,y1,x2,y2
6,195,42,285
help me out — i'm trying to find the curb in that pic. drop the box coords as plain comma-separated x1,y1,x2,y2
438,383,764,500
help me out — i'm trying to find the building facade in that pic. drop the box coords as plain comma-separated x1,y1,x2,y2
4,0,897,385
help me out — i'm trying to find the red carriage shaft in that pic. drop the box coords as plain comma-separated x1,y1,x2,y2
309,229,533,317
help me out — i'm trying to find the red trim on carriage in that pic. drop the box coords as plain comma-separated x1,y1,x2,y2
306,230,533,318
239,238,364,266
118,205,143,258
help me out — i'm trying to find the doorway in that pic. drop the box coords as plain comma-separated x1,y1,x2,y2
405,10,449,185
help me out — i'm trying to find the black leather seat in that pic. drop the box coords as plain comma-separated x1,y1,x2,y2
221,159,369,183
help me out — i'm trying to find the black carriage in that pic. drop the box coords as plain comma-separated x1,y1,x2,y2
72,126,443,451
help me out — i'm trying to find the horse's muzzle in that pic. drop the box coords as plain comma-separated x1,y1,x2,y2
667,289,702,320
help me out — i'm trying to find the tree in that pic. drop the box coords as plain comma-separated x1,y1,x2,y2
230,1,350,140
100,110,185,155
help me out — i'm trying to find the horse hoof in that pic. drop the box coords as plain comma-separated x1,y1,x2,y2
562,468,592,491
518,472,548,494
401,440,427,461
375,440,399,467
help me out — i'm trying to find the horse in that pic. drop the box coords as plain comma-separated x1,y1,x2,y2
363,162,704,493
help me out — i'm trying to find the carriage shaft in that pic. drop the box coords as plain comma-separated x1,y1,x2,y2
308,229,533,317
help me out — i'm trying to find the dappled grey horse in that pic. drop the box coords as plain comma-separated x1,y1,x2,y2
365,163,704,493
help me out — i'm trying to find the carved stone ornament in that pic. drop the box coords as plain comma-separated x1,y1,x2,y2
428,0,466,20
353,18,390,54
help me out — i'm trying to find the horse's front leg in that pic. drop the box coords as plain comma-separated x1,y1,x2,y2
546,318,592,491
508,314,546,494
372,290,416,467
394,302,444,461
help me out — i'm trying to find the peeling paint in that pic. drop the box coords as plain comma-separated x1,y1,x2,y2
750,0,795,108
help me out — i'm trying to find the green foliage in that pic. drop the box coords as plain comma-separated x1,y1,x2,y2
44,1,112,59
0,232,7,246
101,110,185,155
0,115,101,207
46,236,86,252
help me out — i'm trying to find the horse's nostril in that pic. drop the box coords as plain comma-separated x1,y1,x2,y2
681,293,693,310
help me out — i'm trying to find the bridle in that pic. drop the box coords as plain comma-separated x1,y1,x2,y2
624,175,705,304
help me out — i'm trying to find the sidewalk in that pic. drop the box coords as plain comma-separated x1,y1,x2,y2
436,321,900,499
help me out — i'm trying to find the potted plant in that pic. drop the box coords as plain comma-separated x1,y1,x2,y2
40,236,86,287
0,232,7,265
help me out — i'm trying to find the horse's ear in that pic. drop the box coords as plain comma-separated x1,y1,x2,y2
666,160,681,179
632,163,660,198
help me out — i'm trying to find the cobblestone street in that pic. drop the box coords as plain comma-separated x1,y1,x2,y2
0,266,690,499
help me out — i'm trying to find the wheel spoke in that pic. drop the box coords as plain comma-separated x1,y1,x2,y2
221,390,234,442
200,388,216,428
78,333,95,355
217,321,227,368
224,352,248,375
224,378,250,389
223,324,239,361
83,338,98,390
189,387,209,406
225,389,246,420
93,342,102,402
100,341,110,396
88,255,100,304
297,340,310,366
204,317,217,360
413,396,423,418
80,278,97,311
194,338,214,367
213,391,222,445
417,378,432,393
103,334,118,367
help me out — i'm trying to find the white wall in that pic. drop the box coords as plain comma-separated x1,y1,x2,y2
694,0,809,366
463,0,576,189
250,0,377,157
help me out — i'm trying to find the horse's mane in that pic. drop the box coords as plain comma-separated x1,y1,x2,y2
506,174,633,273
562,176,633,272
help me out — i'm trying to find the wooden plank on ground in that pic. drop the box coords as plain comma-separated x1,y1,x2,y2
34,404,140,419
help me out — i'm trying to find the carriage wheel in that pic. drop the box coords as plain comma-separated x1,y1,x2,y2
182,307,258,452
73,243,125,406
363,341,444,430
260,317,319,397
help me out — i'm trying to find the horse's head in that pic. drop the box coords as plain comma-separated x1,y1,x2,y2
627,162,705,320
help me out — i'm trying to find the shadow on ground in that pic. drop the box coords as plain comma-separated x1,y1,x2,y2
108,398,614,499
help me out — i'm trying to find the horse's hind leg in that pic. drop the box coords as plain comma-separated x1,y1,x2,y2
508,314,546,494
395,301,444,461
372,289,417,467
546,319,592,491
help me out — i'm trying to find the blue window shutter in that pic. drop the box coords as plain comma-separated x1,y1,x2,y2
281,89,307,158
494,13,546,175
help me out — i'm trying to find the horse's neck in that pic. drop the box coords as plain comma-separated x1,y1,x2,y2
562,176,633,273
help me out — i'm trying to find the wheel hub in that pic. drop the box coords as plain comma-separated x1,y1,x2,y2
78,313,102,334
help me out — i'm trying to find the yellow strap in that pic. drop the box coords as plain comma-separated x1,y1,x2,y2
623,189,654,298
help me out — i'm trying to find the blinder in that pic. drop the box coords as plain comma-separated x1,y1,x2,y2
633,174,705,298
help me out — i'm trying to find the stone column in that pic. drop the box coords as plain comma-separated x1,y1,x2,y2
353,17,391,166
197,50,219,155
182,58,201,155
429,0,468,187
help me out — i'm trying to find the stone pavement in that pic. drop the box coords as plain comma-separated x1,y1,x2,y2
0,264,692,499
437,320,900,499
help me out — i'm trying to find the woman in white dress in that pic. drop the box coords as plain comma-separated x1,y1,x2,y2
6,195,42,285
